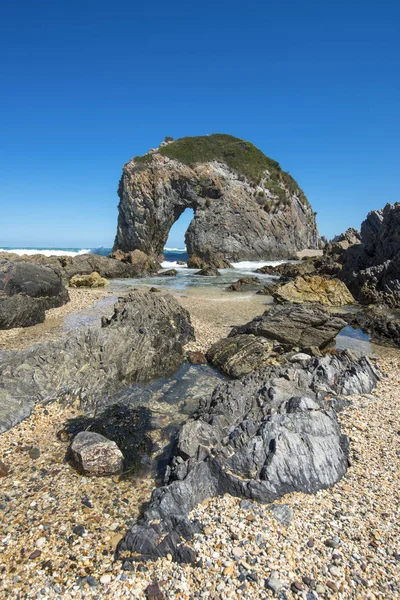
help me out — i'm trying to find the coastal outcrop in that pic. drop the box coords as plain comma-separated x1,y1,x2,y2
273,275,354,306
228,304,346,350
0,291,194,433
114,134,320,262
0,260,69,329
119,351,380,563
339,203,400,307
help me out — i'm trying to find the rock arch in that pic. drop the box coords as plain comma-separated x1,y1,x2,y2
114,136,320,262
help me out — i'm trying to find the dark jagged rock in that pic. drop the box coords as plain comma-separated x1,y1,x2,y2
119,351,380,563
255,257,341,280
343,307,400,348
340,203,400,307
158,269,177,277
206,334,275,377
194,266,221,276
114,134,320,262
0,291,194,433
229,304,346,350
0,260,69,329
227,277,261,291
0,251,160,281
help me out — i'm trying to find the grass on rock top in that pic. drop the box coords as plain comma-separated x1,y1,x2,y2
134,133,310,209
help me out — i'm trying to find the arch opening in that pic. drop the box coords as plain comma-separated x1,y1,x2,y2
165,208,195,252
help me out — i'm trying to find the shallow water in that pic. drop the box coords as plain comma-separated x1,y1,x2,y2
109,261,283,292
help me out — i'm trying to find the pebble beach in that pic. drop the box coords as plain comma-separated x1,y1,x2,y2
0,286,399,599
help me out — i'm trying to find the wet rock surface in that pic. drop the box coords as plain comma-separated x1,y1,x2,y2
342,306,400,348
120,350,380,563
227,277,261,291
0,291,194,433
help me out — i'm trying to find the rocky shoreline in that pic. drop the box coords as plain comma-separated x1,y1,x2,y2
0,288,399,599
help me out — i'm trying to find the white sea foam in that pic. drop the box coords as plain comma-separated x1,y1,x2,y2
0,248,91,257
231,260,286,270
163,247,187,253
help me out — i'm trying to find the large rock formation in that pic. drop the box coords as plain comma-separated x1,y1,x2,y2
0,291,194,433
340,203,400,307
114,134,320,261
0,260,69,329
119,351,380,564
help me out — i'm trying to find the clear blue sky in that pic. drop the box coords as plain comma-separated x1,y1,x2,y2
1,0,399,248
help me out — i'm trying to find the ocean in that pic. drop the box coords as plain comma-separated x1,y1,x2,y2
0,246,284,290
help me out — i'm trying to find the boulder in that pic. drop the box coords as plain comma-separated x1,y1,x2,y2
158,269,177,277
0,260,69,329
0,291,194,433
119,351,380,563
194,266,221,276
187,251,232,270
69,272,109,288
229,304,347,350
206,334,275,378
0,294,46,329
273,275,354,306
340,203,400,307
114,134,320,262
69,431,124,476
227,277,261,291
187,351,207,364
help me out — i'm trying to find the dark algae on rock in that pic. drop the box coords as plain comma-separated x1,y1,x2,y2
114,134,320,261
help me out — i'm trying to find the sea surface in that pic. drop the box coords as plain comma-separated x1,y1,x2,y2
0,246,285,290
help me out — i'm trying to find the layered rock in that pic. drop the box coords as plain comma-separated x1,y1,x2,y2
229,304,347,350
119,351,380,563
114,134,320,262
0,291,194,433
273,275,354,306
0,260,69,329
340,203,400,307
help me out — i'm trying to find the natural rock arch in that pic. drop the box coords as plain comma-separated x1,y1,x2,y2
114,135,320,262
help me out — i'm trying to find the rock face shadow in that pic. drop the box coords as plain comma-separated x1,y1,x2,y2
64,405,154,479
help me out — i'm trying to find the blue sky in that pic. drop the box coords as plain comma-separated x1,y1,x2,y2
1,0,399,248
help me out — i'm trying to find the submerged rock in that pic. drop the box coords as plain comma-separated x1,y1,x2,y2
194,266,221,276
273,275,354,306
69,272,109,288
114,134,320,262
229,304,346,350
0,291,194,433
227,277,261,291
119,351,380,563
69,431,124,476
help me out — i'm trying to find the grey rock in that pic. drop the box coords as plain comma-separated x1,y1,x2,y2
69,431,124,476
158,269,177,277
325,536,341,549
340,203,400,307
119,351,380,563
269,504,293,526
206,334,275,378
113,135,320,262
265,574,284,594
289,353,313,367
0,260,69,329
229,304,347,350
0,291,194,433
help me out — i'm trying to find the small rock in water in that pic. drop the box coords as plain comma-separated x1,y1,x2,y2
145,580,165,600
270,503,293,525
69,431,124,476
187,350,207,364
0,460,9,477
